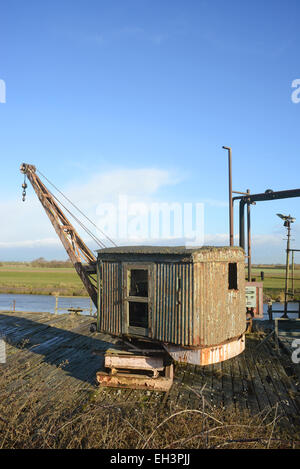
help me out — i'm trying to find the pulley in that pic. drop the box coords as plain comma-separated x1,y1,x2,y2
22,176,27,202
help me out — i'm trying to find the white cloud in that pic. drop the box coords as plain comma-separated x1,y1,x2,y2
204,233,238,244
251,233,283,246
67,168,176,204
204,232,285,246
0,238,60,248
204,232,293,263
0,167,178,258
2,166,297,263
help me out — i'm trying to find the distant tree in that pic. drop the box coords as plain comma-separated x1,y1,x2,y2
30,258,72,268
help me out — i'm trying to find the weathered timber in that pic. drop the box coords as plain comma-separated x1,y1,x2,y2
0,311,299,428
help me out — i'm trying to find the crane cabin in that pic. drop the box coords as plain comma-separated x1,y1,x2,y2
96,245,246,366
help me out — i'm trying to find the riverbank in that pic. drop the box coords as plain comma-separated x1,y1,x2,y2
0,264,86,296
0,263,299,300
0,293,96,315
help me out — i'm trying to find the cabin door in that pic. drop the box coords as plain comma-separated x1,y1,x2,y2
123,264,152,337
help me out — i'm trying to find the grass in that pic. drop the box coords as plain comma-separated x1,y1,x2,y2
0,311,299,449
0,359,298,449
0,262,299,299
249,266,300,301
0,264,85,296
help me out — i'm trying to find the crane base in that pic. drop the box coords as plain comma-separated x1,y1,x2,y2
96,348,173,392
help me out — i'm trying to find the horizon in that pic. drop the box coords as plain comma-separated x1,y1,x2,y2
1,258,298,267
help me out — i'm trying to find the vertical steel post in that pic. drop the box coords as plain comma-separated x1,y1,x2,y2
223,146,234,246
239,199,246,250
267,300,273,321
292,250,295,296
283,222,291,318
247,189,251,281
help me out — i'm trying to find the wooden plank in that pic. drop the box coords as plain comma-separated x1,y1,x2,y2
211,362,224,408
238,351,260,414
263,339,300,418
1,316,108,399
96,371,173,392
242,338,270,413
187,366,207,410
180,364,198,409
1,312,299,427
230,355,248,411
220,359,234,410
247,336,283,413
200,363,214,406
105,353,164,373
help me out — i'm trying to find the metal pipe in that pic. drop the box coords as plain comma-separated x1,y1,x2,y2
239,199,246,250
292,250,295,297
247,189,251,281
233,190,249,195
223,146,234,246
283,223,291,318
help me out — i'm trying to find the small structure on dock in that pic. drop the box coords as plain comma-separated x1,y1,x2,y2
20,164,247,390
96,245,246,367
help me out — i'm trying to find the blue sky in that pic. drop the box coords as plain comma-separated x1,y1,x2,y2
0,0,300,262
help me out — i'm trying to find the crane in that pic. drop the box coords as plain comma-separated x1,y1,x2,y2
20,163,100,307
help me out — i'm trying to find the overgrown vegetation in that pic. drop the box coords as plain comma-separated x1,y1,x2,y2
0,313,299,449
30,257,73,268
0,367,298,449
0,258,72,268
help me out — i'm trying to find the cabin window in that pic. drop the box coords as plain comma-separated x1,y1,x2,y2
126,267,150,333
228,263,238,290
129,302,148,328
129,269,148,297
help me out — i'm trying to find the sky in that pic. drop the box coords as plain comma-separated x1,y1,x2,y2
0,0,300,263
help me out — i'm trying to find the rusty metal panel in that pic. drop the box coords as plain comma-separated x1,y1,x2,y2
99,261,122,335
193,249,246,347
164,334,245,366
97,247,246,350
152,262,194,346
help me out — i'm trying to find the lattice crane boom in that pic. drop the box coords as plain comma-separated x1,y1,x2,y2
20,163,98,307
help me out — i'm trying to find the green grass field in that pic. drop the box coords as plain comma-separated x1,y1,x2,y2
0,264,85,296
249,266,300,300
0,263,299,299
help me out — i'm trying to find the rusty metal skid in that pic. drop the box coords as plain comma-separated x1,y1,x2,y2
96,348,174,392
163,334,245,366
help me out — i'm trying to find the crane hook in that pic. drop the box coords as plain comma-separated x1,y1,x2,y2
22,175,27,202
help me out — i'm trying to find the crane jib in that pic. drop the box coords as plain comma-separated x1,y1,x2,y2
20,162,98,308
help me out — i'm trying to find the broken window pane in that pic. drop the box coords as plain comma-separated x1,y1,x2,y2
129,269,148,297
129,302,148,328
228,263,238,290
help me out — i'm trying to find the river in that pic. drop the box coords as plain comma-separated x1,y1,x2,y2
0,293,96,316
0,293,299,320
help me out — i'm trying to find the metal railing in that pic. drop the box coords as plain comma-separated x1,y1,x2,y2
267,301,300,320
54,295,95,316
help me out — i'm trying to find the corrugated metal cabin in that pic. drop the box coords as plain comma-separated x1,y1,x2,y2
96,246,246,365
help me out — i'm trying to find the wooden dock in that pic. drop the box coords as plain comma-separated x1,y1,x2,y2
0,311,299,428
